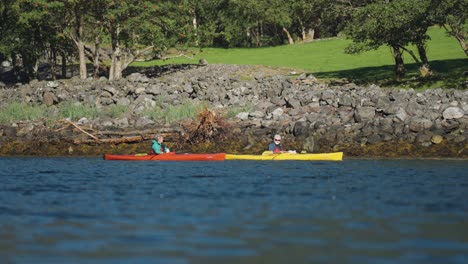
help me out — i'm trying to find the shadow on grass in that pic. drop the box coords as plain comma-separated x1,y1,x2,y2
313,58,468,90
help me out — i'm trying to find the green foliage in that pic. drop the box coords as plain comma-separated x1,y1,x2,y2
103,104,129,119
57,102,99,121
144,100,207,123
431,0,468,55
0,102,47,123
226,105,253,118
345,0,432,53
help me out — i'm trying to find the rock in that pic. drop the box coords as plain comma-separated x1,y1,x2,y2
302,136,317,152
114,117,129,128
135,87,146,95
77,117,89,125
135,116,155,127
442,107,464,119
236,112,249,120
103,85,117,95
127,73,149,83
431,135,443,144
42,92,56,106
441,119,459,131
183,83,194,94
46,81,59,88
249,111,265,118
406,100,424,117
338,107,354,124
395,107,408,122
367,134,381,144
408,118,433,132
1,60,11,67
338,95,353,107
416,134,432,143
271,108,284,120
293,121,310,138
285,96,301,109
354,107,375,122
117,98,131,106
17,123,35,136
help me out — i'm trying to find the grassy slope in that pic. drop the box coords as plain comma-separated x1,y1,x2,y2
134,27,467,88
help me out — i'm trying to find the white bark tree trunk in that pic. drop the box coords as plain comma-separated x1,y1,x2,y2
78,40,87,79
109,24,121,81
67,15,87,80
193,10,198,47
283,27,294,45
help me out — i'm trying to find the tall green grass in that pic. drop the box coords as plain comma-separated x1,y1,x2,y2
58,102,99,121
0,100,250,124
144,100,208,123
0,102,100,123
0,102,47,123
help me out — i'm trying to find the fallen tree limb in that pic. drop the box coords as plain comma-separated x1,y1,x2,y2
63,119,101,143
73,135,148,145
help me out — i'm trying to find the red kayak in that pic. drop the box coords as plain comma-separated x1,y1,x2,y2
103,152,226,161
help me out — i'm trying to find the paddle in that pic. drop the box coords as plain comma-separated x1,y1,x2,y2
134,152,176,156
262,150,298,155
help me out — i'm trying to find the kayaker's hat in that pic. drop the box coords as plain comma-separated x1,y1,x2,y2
274,134,281,142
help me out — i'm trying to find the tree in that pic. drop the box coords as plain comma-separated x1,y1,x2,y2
13,0,65,80
345,0,433,80
431,0,468,55
45,0,91,80
220,0,292,47
0,0,19,63
289,0,329,42
98,0,192,80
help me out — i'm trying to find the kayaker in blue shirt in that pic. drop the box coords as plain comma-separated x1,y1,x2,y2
268,134,285,153
151,135,170,154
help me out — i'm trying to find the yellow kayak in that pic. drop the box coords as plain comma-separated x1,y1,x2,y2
225,152,343,161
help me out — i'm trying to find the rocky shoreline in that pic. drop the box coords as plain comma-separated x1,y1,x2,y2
1,64,467,157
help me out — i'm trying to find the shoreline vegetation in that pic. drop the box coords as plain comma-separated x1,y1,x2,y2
0,28,467,158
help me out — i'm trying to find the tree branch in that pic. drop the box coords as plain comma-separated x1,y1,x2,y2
400,46,421,64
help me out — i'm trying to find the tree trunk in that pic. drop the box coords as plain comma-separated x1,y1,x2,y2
417,44,430,69
392,46,405,80
454,33,468,55
192,10,198,47
444,24,468,56
78,41,87,79
77,15,87,79
309,29,315,40
298,18,306,41
93,35,101,78
51,47,57,80
21,52,34,81
259,21,263,47
283,27,294,45
417,43,432,77
109,23,122,81
61,51,67,78
33,59,39,80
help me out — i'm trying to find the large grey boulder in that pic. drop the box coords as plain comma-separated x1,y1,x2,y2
443,107,464,119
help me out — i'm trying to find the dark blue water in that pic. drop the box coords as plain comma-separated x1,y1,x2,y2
0,158,467,264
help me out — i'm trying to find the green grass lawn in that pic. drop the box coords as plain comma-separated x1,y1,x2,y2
133,27,467,89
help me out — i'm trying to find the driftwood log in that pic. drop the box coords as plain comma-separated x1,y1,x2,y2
58,120,180,145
